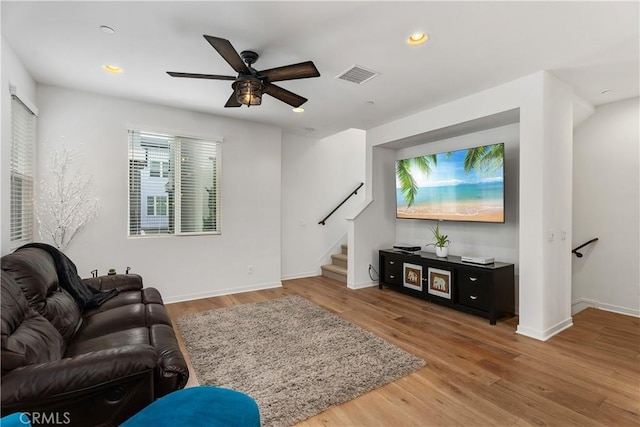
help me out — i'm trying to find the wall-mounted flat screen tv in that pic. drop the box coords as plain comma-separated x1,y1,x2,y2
396,143,505,223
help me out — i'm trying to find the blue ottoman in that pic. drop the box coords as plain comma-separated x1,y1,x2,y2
121,386,260,427
0,413,30,426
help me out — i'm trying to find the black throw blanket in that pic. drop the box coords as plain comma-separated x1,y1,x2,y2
18,243,119,310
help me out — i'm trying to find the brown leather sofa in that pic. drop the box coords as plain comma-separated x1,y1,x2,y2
1,245,189,426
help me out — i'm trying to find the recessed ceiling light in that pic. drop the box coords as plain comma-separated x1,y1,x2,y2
407,32,428,45
102,64,124,74
100,25,115,35
292,107,305,113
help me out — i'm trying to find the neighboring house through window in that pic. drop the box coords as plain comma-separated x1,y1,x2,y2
10,89,37,249
128,130,221,236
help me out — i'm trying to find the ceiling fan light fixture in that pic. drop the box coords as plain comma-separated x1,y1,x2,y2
168,35,319,109
235,77,263,106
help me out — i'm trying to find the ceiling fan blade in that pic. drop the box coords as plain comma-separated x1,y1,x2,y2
224,91,242,108
203,35,248,74
259,61,320,82
264,83,308,108
167,71,236,81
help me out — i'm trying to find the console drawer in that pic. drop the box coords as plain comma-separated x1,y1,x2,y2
383,256,402,286
457,275,490,312
384,269,402,286
458,270,490,287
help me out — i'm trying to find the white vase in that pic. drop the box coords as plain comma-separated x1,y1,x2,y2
435,246,449,257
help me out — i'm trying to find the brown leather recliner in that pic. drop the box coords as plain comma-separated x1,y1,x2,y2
1,246,189,426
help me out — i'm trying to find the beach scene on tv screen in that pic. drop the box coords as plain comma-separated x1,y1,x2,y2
396,143,504,223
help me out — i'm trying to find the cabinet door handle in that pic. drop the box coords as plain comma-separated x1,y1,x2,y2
469,277,478,282
390,275,395,279
470,295,478,300
389,261,395,265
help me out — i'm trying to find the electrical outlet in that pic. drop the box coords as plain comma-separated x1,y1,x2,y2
247,265,253,274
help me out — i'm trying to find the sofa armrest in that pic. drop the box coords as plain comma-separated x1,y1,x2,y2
83,274,143,292
1,345,156,406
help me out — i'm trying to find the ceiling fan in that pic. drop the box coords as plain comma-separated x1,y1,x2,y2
167,35,320,108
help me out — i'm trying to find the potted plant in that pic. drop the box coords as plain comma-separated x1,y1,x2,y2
108,268,116,276
427,223,451,257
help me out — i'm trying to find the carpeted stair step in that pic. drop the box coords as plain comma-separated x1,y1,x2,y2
331,253,347,269
341,244,348,255
320,264,347,283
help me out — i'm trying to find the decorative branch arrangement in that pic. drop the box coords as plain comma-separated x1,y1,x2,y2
36,144,101,249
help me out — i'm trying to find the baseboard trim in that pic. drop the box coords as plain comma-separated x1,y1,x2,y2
516,325,544,341
572,298,640,318
281,271,319,281
516,317,573,341
348,281,378,290
543,317,574,340
164,281,283,304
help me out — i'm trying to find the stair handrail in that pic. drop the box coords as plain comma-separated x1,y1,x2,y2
572,237,598,258
318,182,364,226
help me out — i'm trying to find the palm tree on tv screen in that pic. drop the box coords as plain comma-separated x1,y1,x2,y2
462,143,504,176
396,155,437,207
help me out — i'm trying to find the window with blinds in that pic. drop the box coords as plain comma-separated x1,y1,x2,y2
10,95,36,248
128,130,221,236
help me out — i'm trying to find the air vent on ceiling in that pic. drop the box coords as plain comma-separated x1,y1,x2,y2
335,65,379,85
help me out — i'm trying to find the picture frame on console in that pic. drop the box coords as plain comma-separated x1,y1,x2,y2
403,263,423,291
427,267,451,299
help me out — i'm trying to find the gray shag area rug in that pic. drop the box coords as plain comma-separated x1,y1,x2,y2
176,295,425,427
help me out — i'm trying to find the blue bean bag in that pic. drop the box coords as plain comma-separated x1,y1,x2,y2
121,386,260,427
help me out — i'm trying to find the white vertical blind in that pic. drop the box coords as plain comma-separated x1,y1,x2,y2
10,95,36,248
128,130,221,236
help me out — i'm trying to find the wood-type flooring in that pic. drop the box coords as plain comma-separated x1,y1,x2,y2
165,276,640,427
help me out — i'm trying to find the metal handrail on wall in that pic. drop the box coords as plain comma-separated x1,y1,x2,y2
318,182,364,226
572,237,599,257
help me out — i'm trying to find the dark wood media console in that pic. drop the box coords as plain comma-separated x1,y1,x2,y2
378,249,515,324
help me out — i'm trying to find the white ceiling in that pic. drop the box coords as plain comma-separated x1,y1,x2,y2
2,1,638,138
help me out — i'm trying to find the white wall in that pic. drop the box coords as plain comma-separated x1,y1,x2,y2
1,37,38,254
281,129,365,279
355,71,576,341
347,145,396,288
539,75,574,335
35,85,283,302
572,97,640,317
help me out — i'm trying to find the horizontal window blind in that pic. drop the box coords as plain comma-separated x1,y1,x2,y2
10,95,36,248
176,137,219,234
128,130,221,237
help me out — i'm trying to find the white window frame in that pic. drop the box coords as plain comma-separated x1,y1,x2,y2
149,160,169,178
128,129,222,237
9,85,38,250
146,195,168,216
